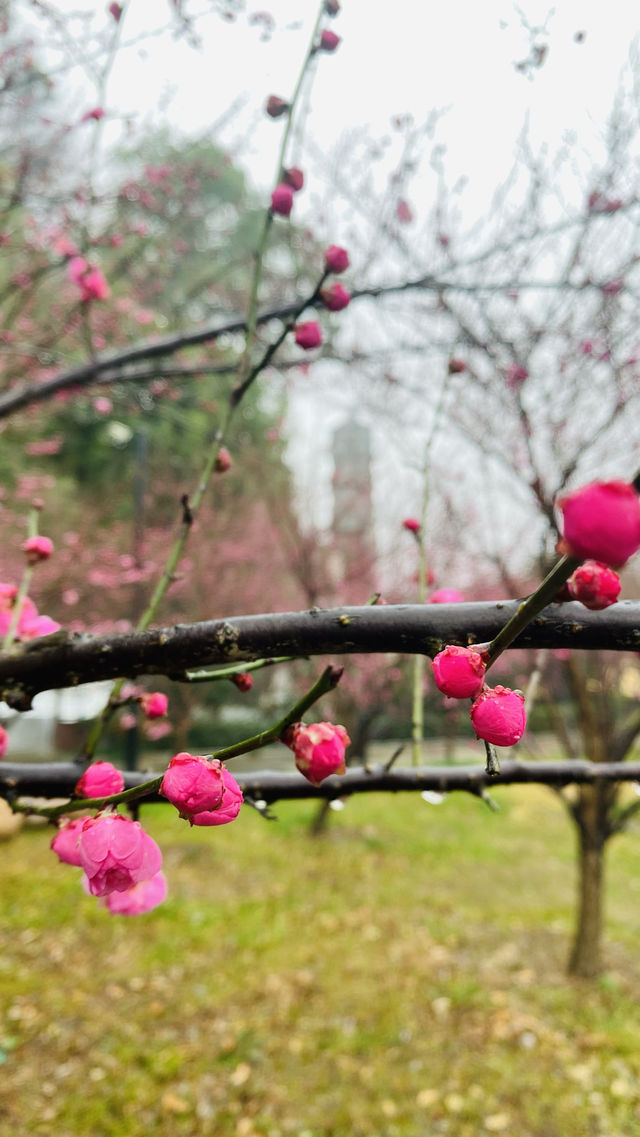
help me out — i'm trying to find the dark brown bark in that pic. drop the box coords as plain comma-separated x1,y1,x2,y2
568,784,608,978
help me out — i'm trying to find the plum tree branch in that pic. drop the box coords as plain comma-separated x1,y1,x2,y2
1,600,640,709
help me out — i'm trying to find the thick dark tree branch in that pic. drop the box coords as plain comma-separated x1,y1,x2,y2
2,600,640,709
4,760,640,805
0,277,619,420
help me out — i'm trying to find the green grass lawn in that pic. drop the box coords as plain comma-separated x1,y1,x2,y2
2,785,640,1136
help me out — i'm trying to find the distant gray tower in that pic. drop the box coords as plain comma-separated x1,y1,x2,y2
331,416,376,599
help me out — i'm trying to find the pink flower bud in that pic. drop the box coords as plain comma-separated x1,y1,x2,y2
161,753,225,820
428,589,464,603
232,672,254,692
324,245,350,273
283,166,304,192
320,283,351,311
190,766,244,826
505,363,528,389
432,645,486,699
567,561,621,610
448,358,466,374
75,762,125,799
294,321,323,350
265,95,289,119
108,2,123,21
325,0,340,13
271,183,294,216
557,480,640,567
0,724,7,758
23,535,53,563
81,107,105,122
395,199,412,223
51,816,86,866
78,814,162,896
284,721,350,786
100,870,167,915
470,686,526,747
319,29,340,52
402,517,420,533
214,447,232,473
139,692,168,719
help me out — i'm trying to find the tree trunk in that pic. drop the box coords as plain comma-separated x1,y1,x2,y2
568,786,607,978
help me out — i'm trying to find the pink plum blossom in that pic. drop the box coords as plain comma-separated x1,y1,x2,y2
161,753,225,820
51,816,86,866
470,686,526,747
271,183,294,216
324,245,350,273
23,535,53,563
428,588,464,603
432,645,486,699
294,321,322,350
139,692,168,719
189,766,244,826
78,814,162,896
100,871,167,915
75,762,125,799
567,561,621,610
284,721,350,786
558,480,640,567
232,672,254,692
320,283,351,311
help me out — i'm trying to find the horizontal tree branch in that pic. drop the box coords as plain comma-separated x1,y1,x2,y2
3,759,640,805
1,600,640,708
0,275,619,419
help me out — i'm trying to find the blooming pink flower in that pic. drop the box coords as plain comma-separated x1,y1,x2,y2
284,721,350,786
470,686,526,747
319,29,341,51
23,535,53,564
320,283,351,311
19,614,61,639
0,724,8,759
161,753,225,820
139,692,168,719
232,672,254,692
324,245,350,274
283,166,304,192
214,447,232,473
75,762,125,799
190,767,244,826
428,589,464,603
265,95,289,119
567,561,621,610
100,871,167,915
78,814,162,896
557,480,640,567
80,267,109,302
402,517,420,533
51,816,86,866
271,183,294,217
294,321,323,350
432,645,486,699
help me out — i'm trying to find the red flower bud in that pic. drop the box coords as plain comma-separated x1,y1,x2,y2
432,645,486,699
402,517,420,533
265,95,289,119
567,561,621,610
23,535,53,563
470,686,526,747
271,183,294,217
448,358,466,374
320,282,351,311
214,447,232,473
557,480,640,567
283,166,304,192
324,245,350,273
232,672,254,692
294,321,323,350
318,29,340,52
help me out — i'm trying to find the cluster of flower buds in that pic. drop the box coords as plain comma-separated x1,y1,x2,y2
431,643,527,748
